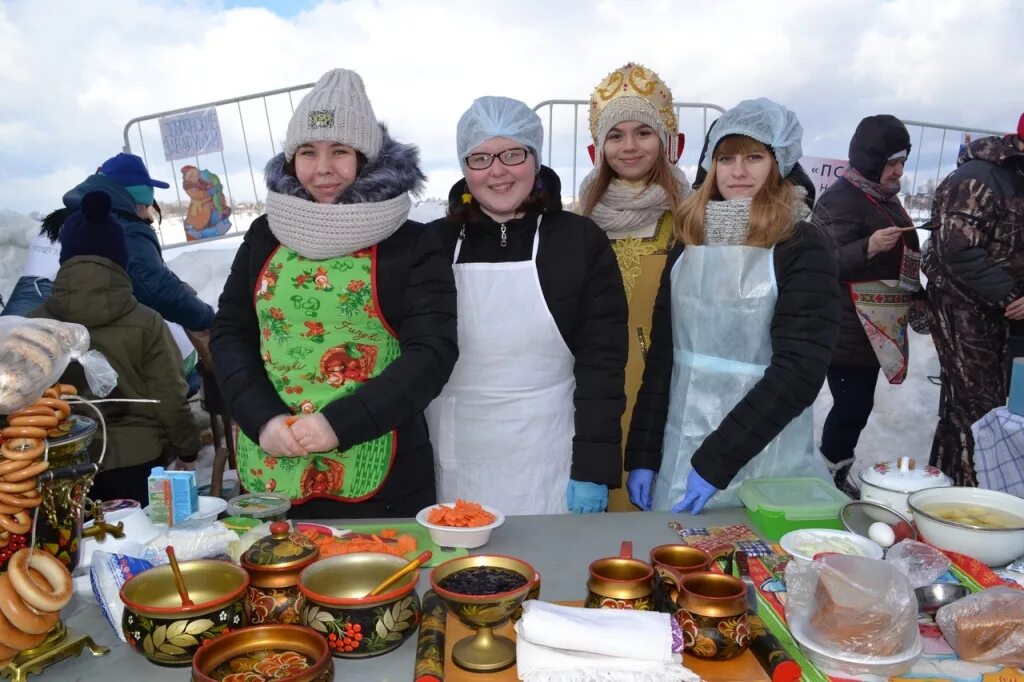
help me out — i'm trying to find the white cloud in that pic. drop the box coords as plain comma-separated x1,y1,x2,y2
0,0,1020,215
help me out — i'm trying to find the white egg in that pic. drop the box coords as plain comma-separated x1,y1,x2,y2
868,521,896,548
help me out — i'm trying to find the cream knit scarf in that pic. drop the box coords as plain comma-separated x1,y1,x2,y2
265,190,410,260
579,165,689,239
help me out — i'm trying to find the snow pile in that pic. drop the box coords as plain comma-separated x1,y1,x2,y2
0,210,43,307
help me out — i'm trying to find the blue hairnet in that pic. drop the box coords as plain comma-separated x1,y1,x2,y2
456,96,544,171
702,98,803,177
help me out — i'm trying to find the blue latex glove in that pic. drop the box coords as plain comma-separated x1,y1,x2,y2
626,469,655,511
567,480,608,513
672,469,718,514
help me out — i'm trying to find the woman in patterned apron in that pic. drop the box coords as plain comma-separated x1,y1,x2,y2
577,63,690,512
425,96,627,515
814,115,918,496
211,69,458,518
626,98,840,513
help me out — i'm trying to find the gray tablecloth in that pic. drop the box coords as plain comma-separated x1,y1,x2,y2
57,508,750,681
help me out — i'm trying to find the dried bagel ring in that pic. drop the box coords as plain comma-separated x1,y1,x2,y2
0,459,32,478
55,384,77,396
7,406,58,420
0,574,56,636
6,415,58,430
0,639,18,660
0,480,37,495
2,461,48,484
0,532,8,549
0,607,46,651
33,398,70,420
7,549,72,613
0,512,32,535
0,427,47,441
0,493,40,510
0,440,44,462
0,504,23,515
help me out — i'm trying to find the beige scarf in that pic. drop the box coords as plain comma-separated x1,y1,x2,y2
265,190,411,260
579,165,689,239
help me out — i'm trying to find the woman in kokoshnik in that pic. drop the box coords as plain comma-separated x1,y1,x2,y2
211,69,458,518
577,63,690,511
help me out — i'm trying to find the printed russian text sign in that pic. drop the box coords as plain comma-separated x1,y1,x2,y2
802,156,848,198
159,108,224,162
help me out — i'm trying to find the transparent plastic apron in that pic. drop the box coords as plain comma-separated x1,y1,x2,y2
652,245,828,511
425,218,574,514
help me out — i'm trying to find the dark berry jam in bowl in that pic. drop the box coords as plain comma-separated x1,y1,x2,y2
429,555,540,672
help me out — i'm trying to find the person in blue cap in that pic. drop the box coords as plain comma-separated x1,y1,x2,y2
40,153,215,341
626,98,840,514
425,96,627,515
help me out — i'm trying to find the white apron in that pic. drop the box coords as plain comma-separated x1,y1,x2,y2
652,245,829,511
426,218,575,515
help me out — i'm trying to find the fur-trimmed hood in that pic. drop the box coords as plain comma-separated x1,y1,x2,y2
264,125,425,204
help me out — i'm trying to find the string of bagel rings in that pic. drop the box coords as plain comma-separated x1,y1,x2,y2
0,384,78,665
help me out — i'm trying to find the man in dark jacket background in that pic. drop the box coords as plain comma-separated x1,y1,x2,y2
922,114,1024,485
814,115,918,494
31,190,200,504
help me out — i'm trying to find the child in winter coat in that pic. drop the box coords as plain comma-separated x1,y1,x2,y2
577,63,690,511
31,190,200,504
211,69,458,518
425,96,627,515
626,98,840,513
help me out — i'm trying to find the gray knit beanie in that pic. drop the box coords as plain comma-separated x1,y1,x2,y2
284,69,383,162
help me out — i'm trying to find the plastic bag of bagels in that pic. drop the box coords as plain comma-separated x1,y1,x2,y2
0,316,117,413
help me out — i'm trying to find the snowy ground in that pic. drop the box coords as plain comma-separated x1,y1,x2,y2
0,204,939,488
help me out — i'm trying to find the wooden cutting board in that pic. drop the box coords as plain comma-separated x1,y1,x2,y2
442,601,769,681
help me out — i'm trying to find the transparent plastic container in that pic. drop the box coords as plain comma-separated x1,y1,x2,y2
225,492,291,522
738,477,850,541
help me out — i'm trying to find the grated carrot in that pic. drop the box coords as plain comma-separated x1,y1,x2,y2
426,499,495,527
301,527,417,558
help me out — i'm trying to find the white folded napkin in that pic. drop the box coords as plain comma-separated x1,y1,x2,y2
514,601,702,682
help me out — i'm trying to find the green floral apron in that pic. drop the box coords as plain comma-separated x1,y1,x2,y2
237,246,401,502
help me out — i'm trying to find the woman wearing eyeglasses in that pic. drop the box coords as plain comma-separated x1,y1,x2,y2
577,63,690,511
425,96,627,515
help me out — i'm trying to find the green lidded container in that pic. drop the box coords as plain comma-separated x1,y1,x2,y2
738,477,851,541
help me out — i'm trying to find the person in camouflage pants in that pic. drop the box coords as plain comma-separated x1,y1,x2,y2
922,120,1024,485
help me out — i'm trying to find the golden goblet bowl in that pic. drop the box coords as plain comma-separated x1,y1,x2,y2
429,554,539,673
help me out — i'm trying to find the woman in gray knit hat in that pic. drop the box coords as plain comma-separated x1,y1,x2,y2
211,68,458,518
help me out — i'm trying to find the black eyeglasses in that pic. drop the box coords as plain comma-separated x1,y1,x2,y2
464,147,530,170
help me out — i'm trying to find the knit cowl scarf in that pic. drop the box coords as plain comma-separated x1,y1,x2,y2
702,187,812,246
263,126,425,260
842,165,900,201
579,165,689,239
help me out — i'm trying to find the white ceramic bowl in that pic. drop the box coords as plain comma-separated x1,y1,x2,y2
779,528,884,564
907,487,1024,566
415,503,505,549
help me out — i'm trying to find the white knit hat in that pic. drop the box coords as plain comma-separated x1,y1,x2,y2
284,69,383,162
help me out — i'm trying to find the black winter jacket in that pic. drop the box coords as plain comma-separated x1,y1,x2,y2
428,167,628,488
625,222,840,490
814,177,917,367
211,216,458,510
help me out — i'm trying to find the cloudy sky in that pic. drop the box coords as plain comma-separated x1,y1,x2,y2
0,0,1021,216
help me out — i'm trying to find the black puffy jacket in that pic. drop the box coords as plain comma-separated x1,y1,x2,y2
625,222,840,490
814,178,917,367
